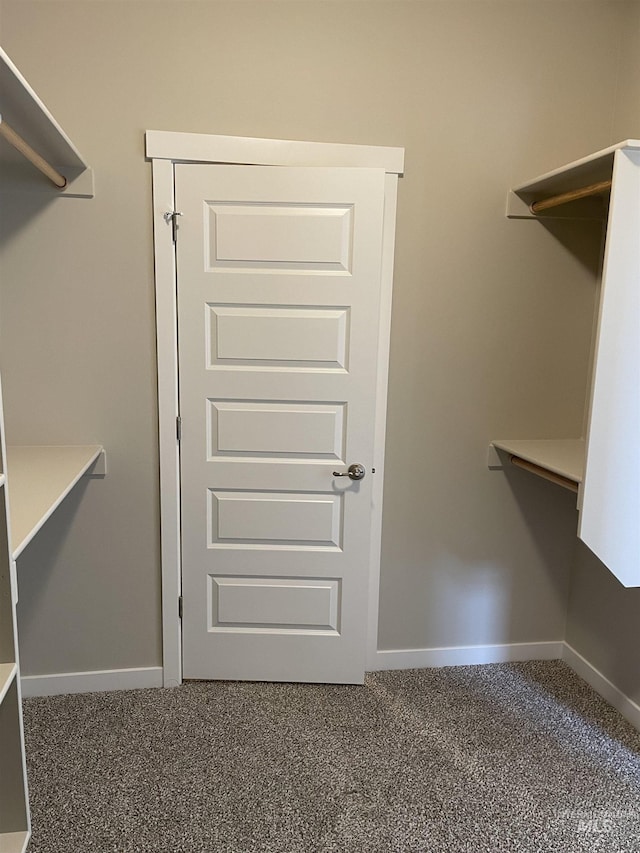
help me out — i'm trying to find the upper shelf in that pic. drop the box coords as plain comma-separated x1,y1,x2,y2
6,445,105,559
0,48,94,197
507,140,640,219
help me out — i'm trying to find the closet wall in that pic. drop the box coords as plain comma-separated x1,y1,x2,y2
565,0,640,706
611,0,640,142
0,1,636,682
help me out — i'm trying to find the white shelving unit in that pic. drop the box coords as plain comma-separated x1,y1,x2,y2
0,48,100,852
492,140,640,588
0,380,30,853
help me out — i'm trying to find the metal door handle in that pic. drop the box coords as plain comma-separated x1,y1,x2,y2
333,463,366,481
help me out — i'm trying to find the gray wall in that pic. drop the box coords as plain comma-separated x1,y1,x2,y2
611,0,640,141
565,0,640,707
0,1,634,678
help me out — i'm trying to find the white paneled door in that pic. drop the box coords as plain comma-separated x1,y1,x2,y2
176,164,386,683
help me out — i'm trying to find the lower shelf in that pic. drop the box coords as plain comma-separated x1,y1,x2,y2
490,438,585,492
6,445,105,559
0,831,29,853
0,663,17,706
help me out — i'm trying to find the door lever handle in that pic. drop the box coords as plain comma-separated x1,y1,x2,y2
333,463,366,481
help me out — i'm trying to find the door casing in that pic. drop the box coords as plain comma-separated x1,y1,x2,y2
147,131,404,686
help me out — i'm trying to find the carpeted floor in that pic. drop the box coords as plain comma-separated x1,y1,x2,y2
22,661,640,852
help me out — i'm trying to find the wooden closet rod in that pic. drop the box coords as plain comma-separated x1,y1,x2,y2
510,455,579,494
530,180,611,214
0,116,67,189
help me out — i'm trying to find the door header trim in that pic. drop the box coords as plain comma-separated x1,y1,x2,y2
146,130,404,175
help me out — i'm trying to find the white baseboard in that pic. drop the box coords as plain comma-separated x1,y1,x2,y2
562,643,640,731
372,641,564,671
18,646,640,732
372,641,639,732
21,666,163,698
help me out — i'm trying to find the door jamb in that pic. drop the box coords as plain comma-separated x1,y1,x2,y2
147,131,404,687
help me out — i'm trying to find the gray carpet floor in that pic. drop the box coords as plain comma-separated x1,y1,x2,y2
22,661,640,852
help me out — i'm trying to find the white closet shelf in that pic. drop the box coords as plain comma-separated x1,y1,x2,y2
0,663,17,706
0,48,93,197
0,830,29,853
507,139,640,218
6,445,106,559
490,439,585,491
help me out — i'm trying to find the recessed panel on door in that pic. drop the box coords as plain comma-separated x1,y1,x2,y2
206,203,353,272
208,491,343,549
207,305,350,370
209,576,341,634
208,400,346,458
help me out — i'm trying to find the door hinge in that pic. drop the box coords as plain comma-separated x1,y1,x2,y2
176,416,182,442
178,596,183,619
165,210,183,243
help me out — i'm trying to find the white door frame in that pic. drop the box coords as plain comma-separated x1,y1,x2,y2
146,130,404,687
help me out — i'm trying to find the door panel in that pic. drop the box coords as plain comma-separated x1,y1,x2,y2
209,490,343,548
210,576,340,633
176,164,385,683
207,305,350,368
209,401,346,458
208,202,353,269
